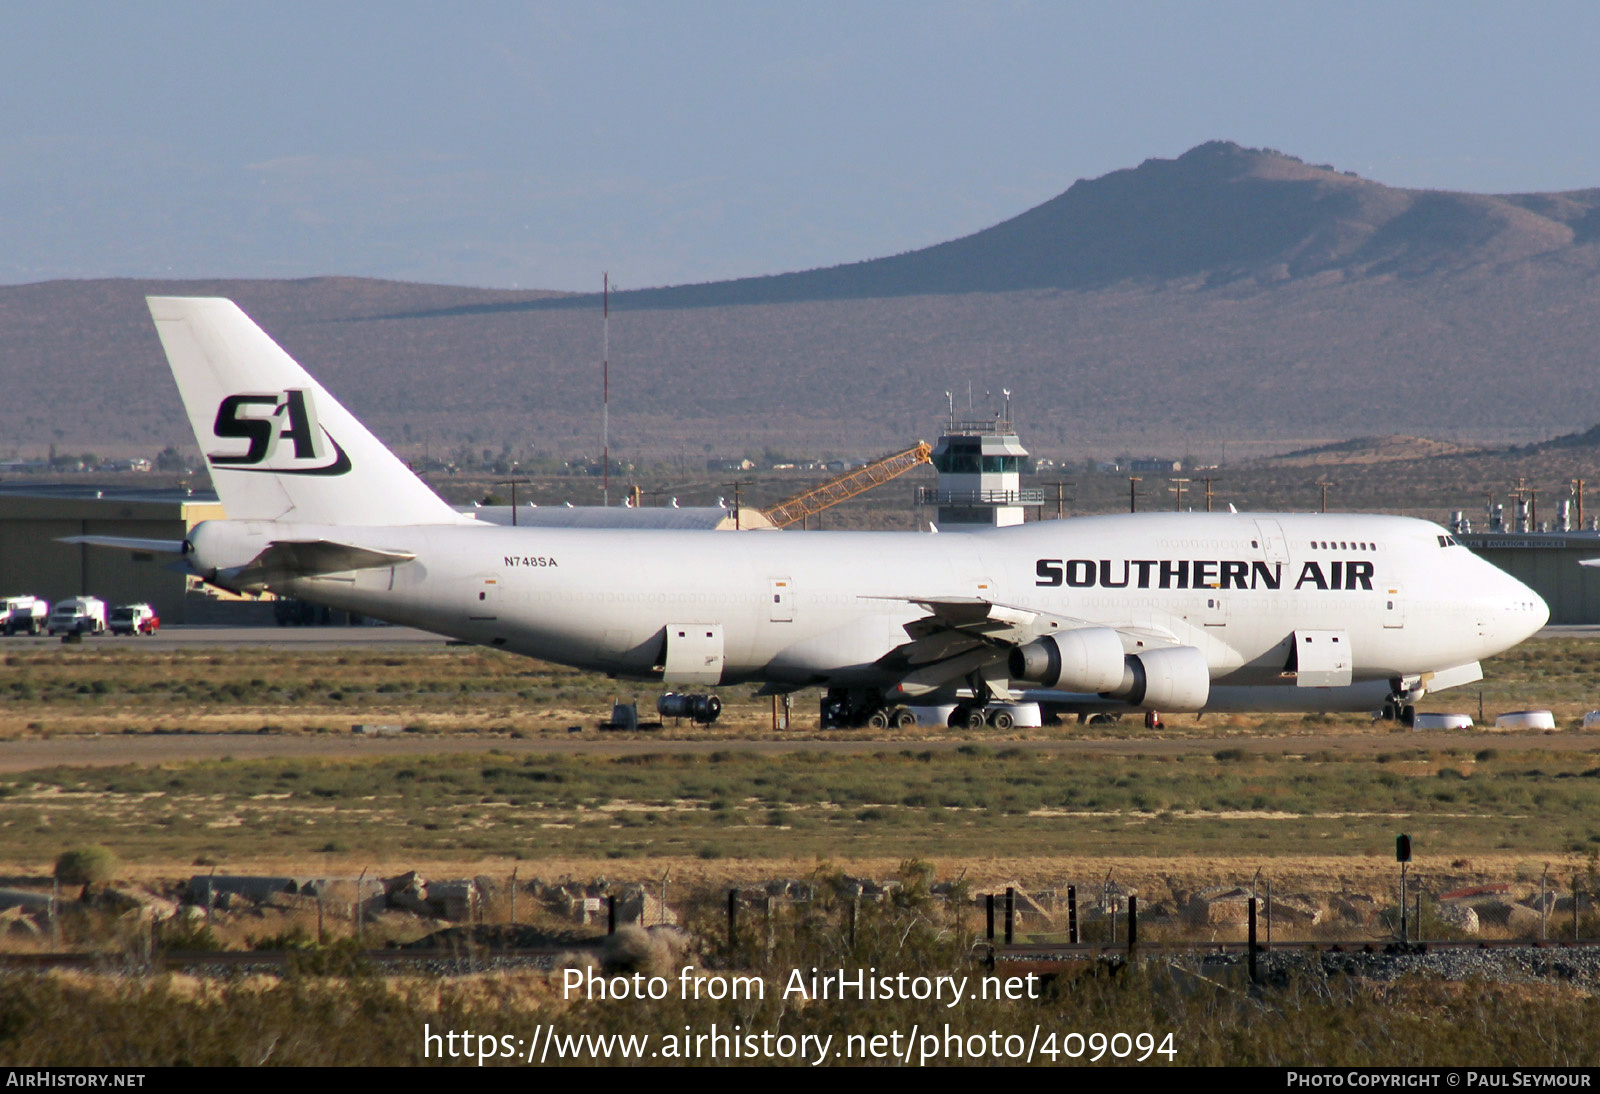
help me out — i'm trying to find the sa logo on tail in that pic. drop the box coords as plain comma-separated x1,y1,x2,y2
209,388,351,476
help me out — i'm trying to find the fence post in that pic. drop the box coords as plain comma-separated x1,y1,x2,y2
1266,878,1272,951
1127,894,1138,959
985,893,994,942
1400,861,1408,942
608,894,616,935
1248,898,1259,985
1004,887,1014,946
1068,885,1078,945
726,889,736,956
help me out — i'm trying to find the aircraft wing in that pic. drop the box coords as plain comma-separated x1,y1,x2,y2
863,595,1176,696
879,596,1051,659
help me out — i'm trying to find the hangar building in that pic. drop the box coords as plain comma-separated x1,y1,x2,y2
0,484,223,624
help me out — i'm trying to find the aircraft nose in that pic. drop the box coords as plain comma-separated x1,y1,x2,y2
1528,587,1551,634
1495,567,1547,644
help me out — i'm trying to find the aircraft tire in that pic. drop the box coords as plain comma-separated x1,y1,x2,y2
964,707,987,730
990,710,1015,730
867,709,891,730
892,708,917,729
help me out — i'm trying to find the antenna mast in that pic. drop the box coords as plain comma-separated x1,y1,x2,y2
602,272,610,507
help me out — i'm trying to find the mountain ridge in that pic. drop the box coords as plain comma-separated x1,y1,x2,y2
385,140,1600,318
7,143,1600,460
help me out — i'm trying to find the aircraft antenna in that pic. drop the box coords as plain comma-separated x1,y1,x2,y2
602,272,610,507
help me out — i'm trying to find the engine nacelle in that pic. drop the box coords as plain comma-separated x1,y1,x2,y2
1102,645,1211,711
657,692,722,725
1009,628,1127,693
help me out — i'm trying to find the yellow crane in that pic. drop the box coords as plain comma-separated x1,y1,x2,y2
759,442,932,529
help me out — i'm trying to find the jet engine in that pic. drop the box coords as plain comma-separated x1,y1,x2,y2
1008,628,1127,693
657,692,723,725
1102,645,1210,711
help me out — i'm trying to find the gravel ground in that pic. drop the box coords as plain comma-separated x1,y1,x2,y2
1179,945,1600,991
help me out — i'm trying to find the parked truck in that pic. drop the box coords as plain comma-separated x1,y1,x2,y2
109,603,160,636
2,596,49,636
47,597,107,636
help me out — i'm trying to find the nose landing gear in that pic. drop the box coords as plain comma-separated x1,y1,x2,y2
1379,700,1417,727
1380,677,1422,728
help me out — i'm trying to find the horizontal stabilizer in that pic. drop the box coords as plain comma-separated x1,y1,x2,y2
58,535,187,554
223,540,416,591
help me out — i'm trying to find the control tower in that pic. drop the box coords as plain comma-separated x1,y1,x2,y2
915,391,1043,530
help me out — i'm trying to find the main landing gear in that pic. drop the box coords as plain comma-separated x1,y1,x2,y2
820,689,917,730
819,687,1023,730
949,703,1014,730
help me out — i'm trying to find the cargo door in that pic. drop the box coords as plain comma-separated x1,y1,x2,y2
769,577,793,623
663,623,725,685
1201,593,1227,627
1291,629,1352,687
469,576,499,621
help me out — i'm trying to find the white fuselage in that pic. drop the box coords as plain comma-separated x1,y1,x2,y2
186,511,1546,710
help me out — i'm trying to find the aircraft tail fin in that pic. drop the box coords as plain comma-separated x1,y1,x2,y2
148,297,468,526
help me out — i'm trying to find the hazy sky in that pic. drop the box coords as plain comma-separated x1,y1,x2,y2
5,1,1600,290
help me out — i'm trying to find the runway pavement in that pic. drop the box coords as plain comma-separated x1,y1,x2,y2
1,624,451,651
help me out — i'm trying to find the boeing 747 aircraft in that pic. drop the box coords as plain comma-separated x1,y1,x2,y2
73,298,1549,729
